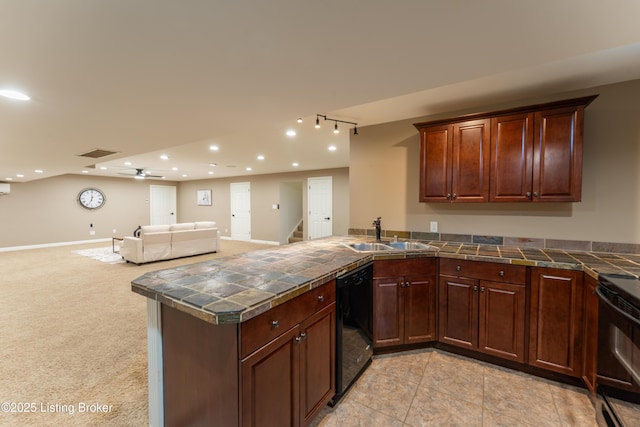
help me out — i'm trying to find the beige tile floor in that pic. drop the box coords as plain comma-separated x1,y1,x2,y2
311,349,597,427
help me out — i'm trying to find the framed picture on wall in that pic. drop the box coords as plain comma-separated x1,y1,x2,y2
197,189,212,206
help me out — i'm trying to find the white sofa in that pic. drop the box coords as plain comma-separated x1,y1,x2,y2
120,221,220,264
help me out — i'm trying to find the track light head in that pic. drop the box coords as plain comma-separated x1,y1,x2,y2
333,122,339,134
315,117,320,128
353,126,358,135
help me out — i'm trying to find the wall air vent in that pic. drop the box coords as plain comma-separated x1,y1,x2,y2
77,149,119,159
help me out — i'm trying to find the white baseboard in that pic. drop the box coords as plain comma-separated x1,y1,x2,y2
0,238,112,252
220,236,280,246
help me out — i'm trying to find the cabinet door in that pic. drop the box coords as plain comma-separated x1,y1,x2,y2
529,268,584,377
451,119,490,202
533,105,584,202
490,113,534,202
478,281,526,362
241,326,300,427
438,275,478,349
419,124,452,202
300,303,336,425
373,277,403,347
404,275,437,344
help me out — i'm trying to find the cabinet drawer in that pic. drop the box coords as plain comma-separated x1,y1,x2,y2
439,258,526,284
374,258,436,278
240,280,335,358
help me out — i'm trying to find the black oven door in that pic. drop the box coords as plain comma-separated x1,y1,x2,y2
596,283,640,427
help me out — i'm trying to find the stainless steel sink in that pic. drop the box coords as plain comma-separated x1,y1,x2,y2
386,241,437,251
346,242,395,252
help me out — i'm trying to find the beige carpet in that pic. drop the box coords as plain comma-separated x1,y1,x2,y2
0,239,271,426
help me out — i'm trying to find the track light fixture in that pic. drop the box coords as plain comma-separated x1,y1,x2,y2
316,114,358,135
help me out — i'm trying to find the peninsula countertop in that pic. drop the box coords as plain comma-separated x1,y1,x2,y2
131,236,640,325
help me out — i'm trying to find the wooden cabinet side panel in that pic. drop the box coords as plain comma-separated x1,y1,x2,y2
582,275,599,394
241,326,300,427
533,106,583,201
420,125,452,202
162,304,239,427
529,268,583,376
300,303,336,425
451,119,490,202
478,281,526,363
438,275,478,349
404,275,437,344
490,113,534,202
373,278,403,347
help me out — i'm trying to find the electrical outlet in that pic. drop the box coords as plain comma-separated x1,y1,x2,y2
430,221,438,233
113,229,117,234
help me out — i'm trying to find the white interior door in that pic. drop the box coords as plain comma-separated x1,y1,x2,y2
308,176,332,240
150,185,177,225
230,182,251,241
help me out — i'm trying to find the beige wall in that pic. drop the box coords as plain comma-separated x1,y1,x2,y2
177,168,350,243
0,168,348,249
350,79,640,244
0,174,176,248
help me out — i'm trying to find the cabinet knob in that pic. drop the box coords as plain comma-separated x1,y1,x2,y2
271,320,280,328
452,193,457,200
499,271,505,277
473,285,478,291
526,191,532,198
317,295,325,302
533,192,539,198
295,332,307,343
456,265,461,272
446,193,452,200
405,281,411,287
400,281,406,287
480,287,485,292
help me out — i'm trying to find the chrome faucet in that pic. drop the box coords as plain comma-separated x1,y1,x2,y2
372,217,382,241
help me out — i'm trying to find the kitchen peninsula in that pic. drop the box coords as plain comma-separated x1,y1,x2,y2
131,236,640,426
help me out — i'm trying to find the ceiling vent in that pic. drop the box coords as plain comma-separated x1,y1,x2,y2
77,149,119,159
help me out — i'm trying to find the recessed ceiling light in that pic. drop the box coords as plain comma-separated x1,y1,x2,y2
5,177,13,181
100,166,107,170
292,162,299,167
16,174,24,178
246,167,252,171
208,171,214,175
172,167,178,171
35,169,43,173
328,145,337,151
286,129,296,137
210,145,219,151
124,161,132,166
0,89,30,101
160,154,169,160
82,170,89,174
297,118,303,123
182,174,188,178
208,163,217,167
257,155,265,160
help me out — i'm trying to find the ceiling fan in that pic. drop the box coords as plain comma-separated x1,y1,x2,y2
117,168,165,179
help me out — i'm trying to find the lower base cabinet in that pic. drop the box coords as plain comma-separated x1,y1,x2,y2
161,279,336,427
438,259,527,363
373,258,437,348
529,267,584,377
241,303,336,427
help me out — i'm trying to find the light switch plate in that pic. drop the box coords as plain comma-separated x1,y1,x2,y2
430,221,438,233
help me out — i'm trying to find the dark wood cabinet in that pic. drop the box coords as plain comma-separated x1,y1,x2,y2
160,279,335,427
418,119,490,202
373,258,437,348
241,303,335,427
529,267,584,377
582,274,599,394
439,259,526,363
416,95,597,203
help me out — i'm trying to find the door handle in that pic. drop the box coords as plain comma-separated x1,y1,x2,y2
324,217,331,220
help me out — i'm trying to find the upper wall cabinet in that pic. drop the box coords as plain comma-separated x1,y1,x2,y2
415,95,597,203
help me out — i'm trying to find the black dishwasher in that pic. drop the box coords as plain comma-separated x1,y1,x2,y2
330,261,374,406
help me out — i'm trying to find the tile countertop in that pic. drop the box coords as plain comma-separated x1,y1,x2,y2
130,236,640,325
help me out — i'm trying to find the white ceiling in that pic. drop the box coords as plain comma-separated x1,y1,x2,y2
3,1,640,183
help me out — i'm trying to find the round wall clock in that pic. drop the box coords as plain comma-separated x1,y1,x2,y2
78,187,106,209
